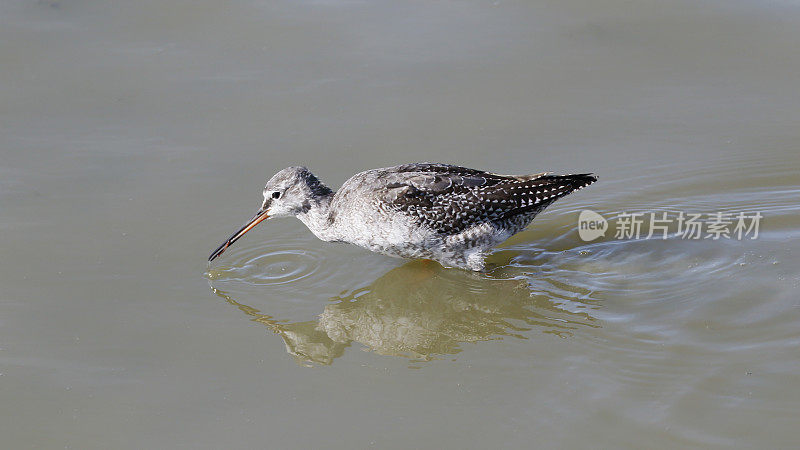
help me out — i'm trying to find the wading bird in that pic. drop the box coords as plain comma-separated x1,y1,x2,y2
209,163,596,271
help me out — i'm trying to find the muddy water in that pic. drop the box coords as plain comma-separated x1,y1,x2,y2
2,0,799,448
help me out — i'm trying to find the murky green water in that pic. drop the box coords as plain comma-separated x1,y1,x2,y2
2,0,799,448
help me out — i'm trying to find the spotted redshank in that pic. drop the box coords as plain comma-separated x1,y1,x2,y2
209,163,596,271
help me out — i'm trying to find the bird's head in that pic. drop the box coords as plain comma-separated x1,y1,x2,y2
208,166,332,262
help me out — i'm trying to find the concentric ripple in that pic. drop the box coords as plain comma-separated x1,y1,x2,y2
205,234,341,288
204,231,389,310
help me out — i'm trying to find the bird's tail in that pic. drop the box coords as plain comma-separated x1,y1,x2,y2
497,173,597,218
533,173,597,190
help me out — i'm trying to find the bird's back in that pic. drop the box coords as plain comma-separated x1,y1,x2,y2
334,163,596,237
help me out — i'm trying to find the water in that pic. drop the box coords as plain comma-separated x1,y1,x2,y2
2,0,799,448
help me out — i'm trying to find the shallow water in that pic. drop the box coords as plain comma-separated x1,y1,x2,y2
2,0,800,448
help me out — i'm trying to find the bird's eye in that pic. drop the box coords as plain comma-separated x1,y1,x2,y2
272,191,281,199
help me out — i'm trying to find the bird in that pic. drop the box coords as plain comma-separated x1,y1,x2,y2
208,163,597,271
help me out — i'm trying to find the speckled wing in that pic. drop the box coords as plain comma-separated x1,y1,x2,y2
379,164,596,235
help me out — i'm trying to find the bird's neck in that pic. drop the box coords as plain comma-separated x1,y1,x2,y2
295,190,338,241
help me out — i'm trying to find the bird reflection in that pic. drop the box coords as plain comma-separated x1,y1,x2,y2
210,260,599,366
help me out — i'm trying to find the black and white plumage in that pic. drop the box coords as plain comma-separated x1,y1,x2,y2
209,163,597,271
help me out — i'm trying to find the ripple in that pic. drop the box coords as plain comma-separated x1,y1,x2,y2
206,236,333,288
488,152,799,357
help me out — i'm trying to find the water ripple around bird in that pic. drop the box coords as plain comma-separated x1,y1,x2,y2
206,236,328,287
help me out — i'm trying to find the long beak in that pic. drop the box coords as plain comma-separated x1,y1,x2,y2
208,208,270,261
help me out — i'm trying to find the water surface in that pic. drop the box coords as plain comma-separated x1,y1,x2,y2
1,0,799,448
